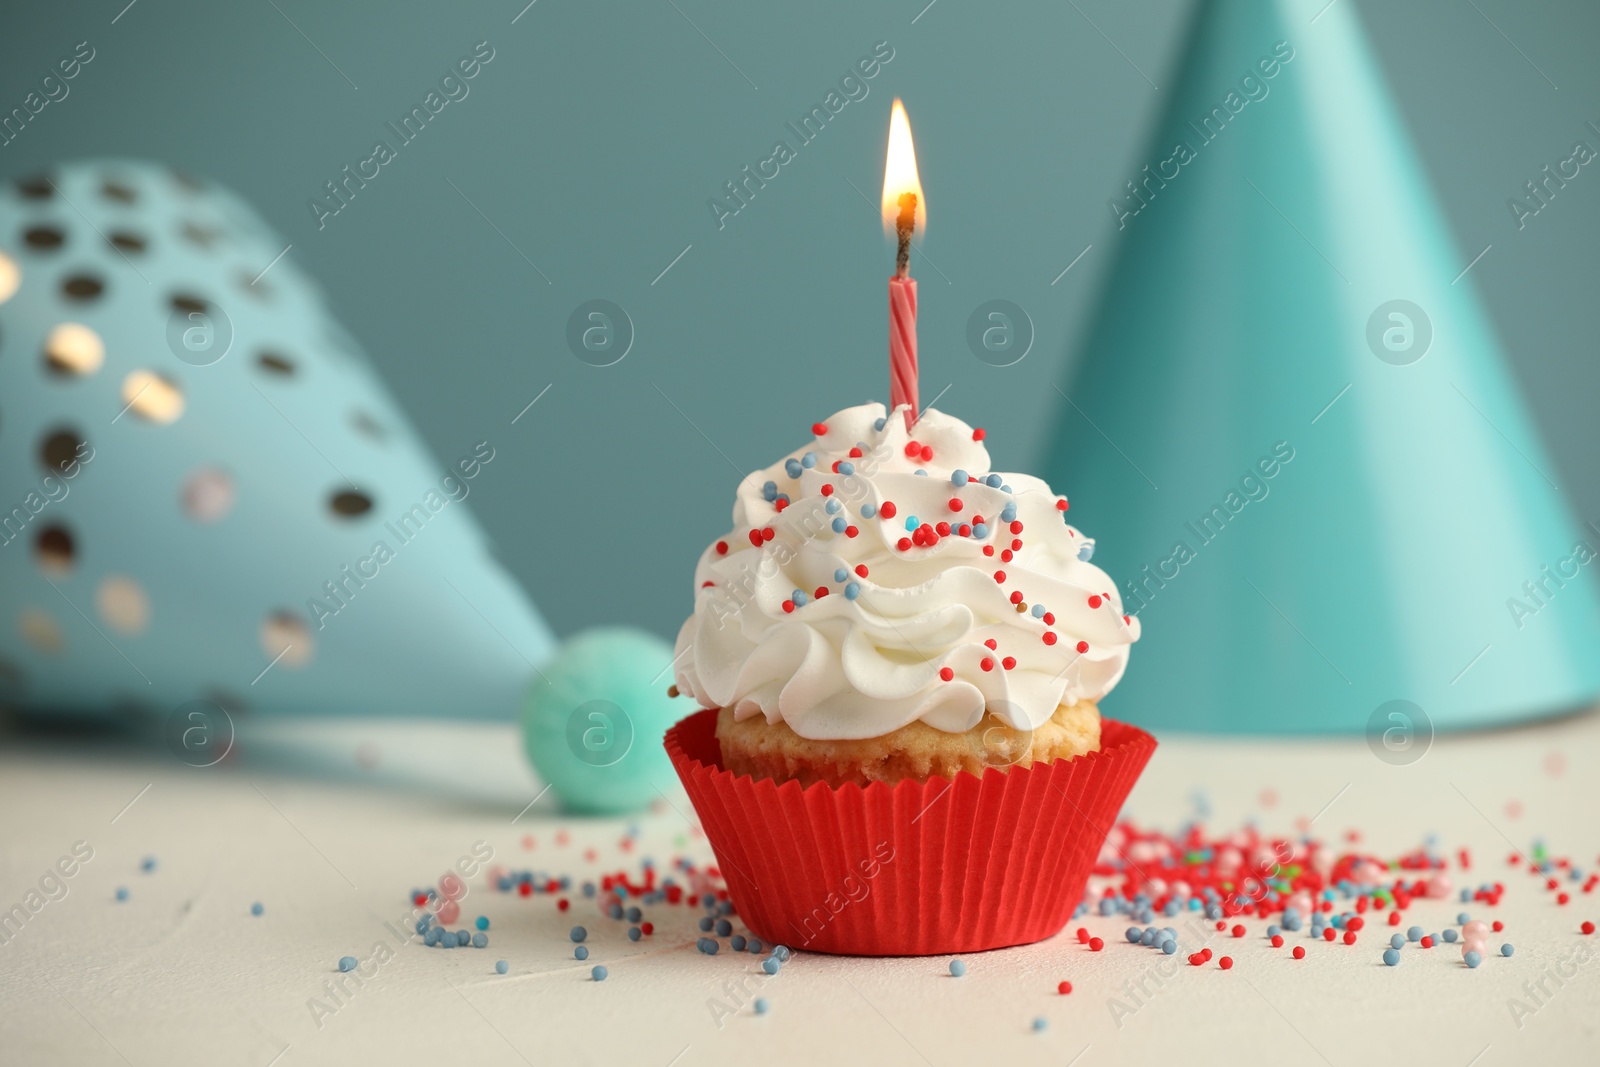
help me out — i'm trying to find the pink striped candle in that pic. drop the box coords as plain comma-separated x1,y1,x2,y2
889,275,918,426
882,99,925,430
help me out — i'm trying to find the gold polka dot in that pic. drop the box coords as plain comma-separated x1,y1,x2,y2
260,612,313,669
121,371,184,424
97,576,150,635
19,609,63,654
0,250,19,303
45,323,105,376
181,468,235,523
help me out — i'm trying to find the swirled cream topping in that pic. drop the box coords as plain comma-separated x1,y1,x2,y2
673,403,1140,740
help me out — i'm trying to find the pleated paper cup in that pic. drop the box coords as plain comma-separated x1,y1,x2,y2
664,708,1156,956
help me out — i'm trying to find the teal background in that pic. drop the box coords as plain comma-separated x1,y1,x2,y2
3,0,1597,668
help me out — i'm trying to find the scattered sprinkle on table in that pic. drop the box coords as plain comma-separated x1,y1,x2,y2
949,959,966,977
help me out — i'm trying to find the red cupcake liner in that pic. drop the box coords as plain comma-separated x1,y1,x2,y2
664,709,1156,956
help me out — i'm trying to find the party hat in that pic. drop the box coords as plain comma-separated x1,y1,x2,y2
1042,0,1600,733
0,160,556,729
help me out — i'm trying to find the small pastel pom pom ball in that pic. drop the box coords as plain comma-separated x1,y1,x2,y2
521,628,681,814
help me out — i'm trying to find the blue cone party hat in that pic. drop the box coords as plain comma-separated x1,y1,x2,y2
1042,0,1600,733
0,160,556,726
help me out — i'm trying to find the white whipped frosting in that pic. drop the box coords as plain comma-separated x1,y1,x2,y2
673,403,1140,740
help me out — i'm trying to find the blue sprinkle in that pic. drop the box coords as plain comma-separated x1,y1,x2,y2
628,926,642,942
792,591,808,607
801,452,816,469
949,959,966,977
1140,928,1156,947
495,960,509,974
1001,484,1012,493
703,939,720,956
1406,926,1423,942
1161,939,1176,955
115,887,128,902
905,516,919,530
1031,604,1046,618
914,469,928,476
844,583,860,600
762,480,778,502
831,517,847,533
1457,912,1471,925
424,929,440,946
731,935,747,951
1501,944,1515,957
252,903,264,917
1390,934,1405,950
1383,948,1401,966
1465,951,1482,968
1125,927,1142,943
762,957,780,975
834,568,849,583
861,503,878,518
951,470,969,487
571,926,588,943
748,940,763,954
1001,505,1017,523
1032,1017,1048,1032
472,932,488,948
476,916,489,931
608,904,624,920
1459,888,1472,903
839,462,855,476
1442,929,1458,943
1077,542,1095,562
716,919,733,937
339,956,358,972
825,498,841,514
773,945,790,960
1267,925,1281,938
985,474,1002,488
972,523,988,538
141,856,157,873
874,418,887,431
785,459,803,479
575,946,589,960
626,907,642,923
754,997,769,1014
699,917,714,932
592,965,608,981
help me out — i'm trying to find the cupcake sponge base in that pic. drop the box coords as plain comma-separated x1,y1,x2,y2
715,702,1101,788
666,708,1156,956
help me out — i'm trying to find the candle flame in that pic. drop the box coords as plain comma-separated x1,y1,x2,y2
881,99,926,236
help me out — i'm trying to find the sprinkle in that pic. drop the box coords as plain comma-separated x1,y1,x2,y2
839,462,855,476
986,474,1003,489
952,470,969,487
834,568,849,583
627,926,642,941
1465,950,1482,968
592,965,608,981
1002,657,1016,670
861,503,878,518
731,935,746,951
1406,926,1422,942
981,658,995,672
1032,1017,1048,1032
1501,943,1515,956
1389,933,1405,949
844,583,860,600
786,459,803,479
115,887,128,902
1383,948,1401,966
715,919,733,936
141,856,157,873
801,452,817,469
570,926,588,943
1292,946,1306,959
339,956,358,972
1161,939,1177,954
754,997,770,1015
880,501,897,519
1076,641,1089,654
1584,922,1595,935
973,428,986,441
948,497,964,512
574,946,589,960
1270,935,1284,948
949,959,966,977
1089,937,1104,951
473,932,488,948
763,957,781,975
1219,956,1233,970
476,916,489,930
874,417,888,431
251,902,264,916
972,523,989,538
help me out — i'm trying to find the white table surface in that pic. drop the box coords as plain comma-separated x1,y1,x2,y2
2,708,1596,1067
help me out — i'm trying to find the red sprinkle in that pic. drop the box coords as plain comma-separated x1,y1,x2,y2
855,565,869,577
1001,657,1016,671
715,541,728,555
1088,595,1102,609
1043,632,1058,645
1057,980,1071,995
880,501,898,519
1231,924,1246,938
641,922,653,935
1421,935,1434,948
897,537,912,551
1219,956,1234,970
984,639,998,650
1323,928,1337,942
1056,498,1069,511
782,600,795,613
1010,591,1024,604
949,498,964,512
973,428,986,441
1088,937,1104,951
994,571,1007,583
920,445,933,462
845,525,859,537
814,586,828,599
820,484,834,497
1583,921,1596,935
812,422,827,435
1076,641,1089,654
557,898,569,911
939,667,954,682
1292,946,1306,959
980,658,995,672
1343,930,1357,945
1271,934,1284,948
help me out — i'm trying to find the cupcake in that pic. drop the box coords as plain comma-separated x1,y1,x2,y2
665,402,1155,955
